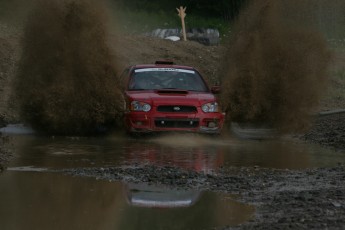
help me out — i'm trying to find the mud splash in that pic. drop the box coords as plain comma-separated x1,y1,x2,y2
221,0,332,133
15,0,123,135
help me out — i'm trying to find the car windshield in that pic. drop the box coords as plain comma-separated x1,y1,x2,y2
128,68,209,92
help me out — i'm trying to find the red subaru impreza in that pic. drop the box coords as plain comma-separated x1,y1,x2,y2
121,61,225,134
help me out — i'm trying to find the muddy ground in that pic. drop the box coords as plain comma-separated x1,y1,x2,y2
63,164,345,229
1,21,345,229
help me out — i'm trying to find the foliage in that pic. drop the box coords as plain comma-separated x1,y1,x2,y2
113,0,248,19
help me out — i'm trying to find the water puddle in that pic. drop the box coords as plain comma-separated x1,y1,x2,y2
5,134,345,171
0,171,254,230
1,132,345,229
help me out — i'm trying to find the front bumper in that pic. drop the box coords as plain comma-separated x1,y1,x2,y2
125,111,224,134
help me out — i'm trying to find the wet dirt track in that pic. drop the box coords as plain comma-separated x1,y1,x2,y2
0,130,345,230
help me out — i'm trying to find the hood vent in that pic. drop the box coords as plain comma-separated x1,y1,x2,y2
156,89,188,95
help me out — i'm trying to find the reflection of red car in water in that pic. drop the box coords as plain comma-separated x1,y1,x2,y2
120,60,225,134
125,143,224,173
122,141,224,209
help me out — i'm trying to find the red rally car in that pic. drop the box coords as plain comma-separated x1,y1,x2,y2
121,60,225,134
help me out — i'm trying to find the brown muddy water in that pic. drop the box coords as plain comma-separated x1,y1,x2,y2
0,171,253,230
1,129,345,230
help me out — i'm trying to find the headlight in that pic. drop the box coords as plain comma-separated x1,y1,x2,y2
130,101,151,112
201,102,219,113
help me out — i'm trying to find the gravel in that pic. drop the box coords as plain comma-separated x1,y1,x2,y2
302,112,345,151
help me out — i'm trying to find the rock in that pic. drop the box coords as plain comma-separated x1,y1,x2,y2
147,28,220,46
165,36,180,42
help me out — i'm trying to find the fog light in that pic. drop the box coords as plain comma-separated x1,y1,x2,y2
208,121,216,128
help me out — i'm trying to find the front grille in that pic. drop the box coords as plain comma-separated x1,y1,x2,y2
157,105,197,113
155,118,199,128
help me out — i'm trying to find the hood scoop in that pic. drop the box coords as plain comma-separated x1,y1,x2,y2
156,89,189,95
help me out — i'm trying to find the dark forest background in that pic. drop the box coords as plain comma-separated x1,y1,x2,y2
114,0,249,21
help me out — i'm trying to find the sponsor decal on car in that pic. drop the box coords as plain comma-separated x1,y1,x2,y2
135,68,195,74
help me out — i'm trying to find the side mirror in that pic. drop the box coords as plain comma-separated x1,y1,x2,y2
211,86,221,94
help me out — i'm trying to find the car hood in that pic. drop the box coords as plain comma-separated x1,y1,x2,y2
125,90,216,106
